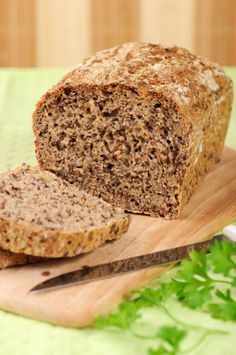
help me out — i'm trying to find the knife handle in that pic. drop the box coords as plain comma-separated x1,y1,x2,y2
223,224,236,242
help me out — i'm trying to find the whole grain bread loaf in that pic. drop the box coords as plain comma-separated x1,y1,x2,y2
33,42,233,218
0,165,130,257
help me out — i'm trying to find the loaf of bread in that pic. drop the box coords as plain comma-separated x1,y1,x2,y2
0,165,129,257
33,42,233,218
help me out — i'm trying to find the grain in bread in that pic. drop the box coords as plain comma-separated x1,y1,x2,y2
33,42,233,218
0,164,130,257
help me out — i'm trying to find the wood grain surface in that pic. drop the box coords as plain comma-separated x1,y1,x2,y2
0,147,235,328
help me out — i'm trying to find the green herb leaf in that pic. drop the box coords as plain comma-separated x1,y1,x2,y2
215,289,232,301
157,326,187,349
209,240,236,277
208,301,236,321
134,283,178,308
176,249,209,282
208,289,236,321
176,279,213,309
94,301,141,330
174,249,213,308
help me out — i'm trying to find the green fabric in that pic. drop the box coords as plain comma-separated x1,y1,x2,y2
0,68,235,355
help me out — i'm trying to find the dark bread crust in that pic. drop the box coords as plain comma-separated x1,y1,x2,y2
33,42,233,218
34,42,232,122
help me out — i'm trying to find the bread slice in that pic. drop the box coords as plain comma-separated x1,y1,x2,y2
0,165,130,258
0,248,41,269
33,42,233,218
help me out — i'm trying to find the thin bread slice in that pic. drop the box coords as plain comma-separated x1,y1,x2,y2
0,248,41,269
0,164,130,258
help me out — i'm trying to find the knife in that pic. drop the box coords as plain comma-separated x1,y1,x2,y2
30,224,236,293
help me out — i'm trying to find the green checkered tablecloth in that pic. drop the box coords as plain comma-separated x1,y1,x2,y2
0,68,235,355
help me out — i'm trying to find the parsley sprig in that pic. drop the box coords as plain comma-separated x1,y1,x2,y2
174,239,236,313
93,239,236,354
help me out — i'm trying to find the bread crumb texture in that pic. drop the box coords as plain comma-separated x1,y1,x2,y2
33,42,233,218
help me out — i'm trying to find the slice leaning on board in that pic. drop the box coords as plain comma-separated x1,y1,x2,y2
0,165,129,259
0,42,233,268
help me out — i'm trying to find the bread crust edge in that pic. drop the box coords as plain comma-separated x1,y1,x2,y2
0,215,130,258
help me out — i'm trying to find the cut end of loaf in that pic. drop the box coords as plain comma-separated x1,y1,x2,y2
0,165,130,257
34,86,186,218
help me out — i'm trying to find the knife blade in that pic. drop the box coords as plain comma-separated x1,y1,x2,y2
30,234,227,293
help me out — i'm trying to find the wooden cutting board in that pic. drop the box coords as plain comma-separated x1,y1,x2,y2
0,147,235,328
